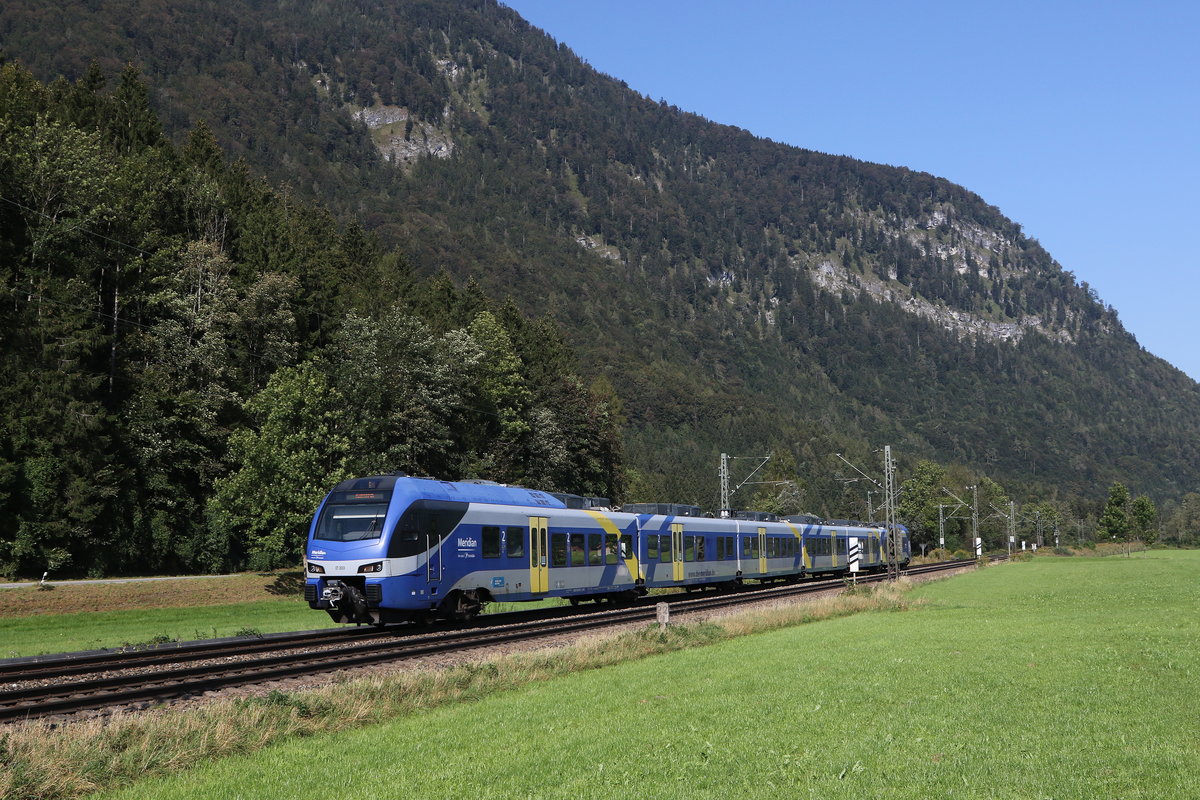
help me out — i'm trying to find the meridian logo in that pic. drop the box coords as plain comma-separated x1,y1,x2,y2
457,537,478,549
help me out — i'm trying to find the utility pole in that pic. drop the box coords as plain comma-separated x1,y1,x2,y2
972,485,980,555
944,486,979,558
719,453,731,519
988,500,1018,557
835,449,902,579
718,452,780,518
883,446,900,580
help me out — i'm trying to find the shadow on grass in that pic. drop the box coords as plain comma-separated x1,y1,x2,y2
263,571,306,597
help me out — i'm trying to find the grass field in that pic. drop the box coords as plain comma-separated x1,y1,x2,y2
0,573,336,657
77,551,1199,800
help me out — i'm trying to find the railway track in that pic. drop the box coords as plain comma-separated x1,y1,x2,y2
0,558,985,723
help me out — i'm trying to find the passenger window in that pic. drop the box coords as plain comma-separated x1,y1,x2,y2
742,538,751,557
551,533,567,567
647,534,659,560
726,537,734,559
605,533,619,565
661,535,672,562
506,526,524,559
696,536,705,561
684,537,695,562
570,533,586,566
482,526,500,559
717,536,725,561
588,534,603,566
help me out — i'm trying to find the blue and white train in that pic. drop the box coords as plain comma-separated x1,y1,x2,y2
303,475,910,625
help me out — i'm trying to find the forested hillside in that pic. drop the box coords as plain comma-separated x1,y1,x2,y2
0,63,621,577
3,0,1200,575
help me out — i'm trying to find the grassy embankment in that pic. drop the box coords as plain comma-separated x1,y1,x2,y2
4,552,1198,799
117,553,1200,798
0,573,334,657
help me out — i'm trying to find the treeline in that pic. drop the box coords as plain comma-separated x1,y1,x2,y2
0,62,623,578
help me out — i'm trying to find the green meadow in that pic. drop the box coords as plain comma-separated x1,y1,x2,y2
80,551,1199,800
0,574,337,657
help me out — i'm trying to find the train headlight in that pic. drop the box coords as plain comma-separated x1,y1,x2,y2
358,561,384,573
307,562,325,574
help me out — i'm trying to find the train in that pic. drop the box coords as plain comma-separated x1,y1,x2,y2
303,474,910,625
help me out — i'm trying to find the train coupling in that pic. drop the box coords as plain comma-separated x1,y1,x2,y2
322,579,370,622
322,582,346,604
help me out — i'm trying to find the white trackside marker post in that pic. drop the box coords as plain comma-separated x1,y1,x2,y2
975,537,983,557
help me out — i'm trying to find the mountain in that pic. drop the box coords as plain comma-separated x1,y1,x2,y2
3,0,1199,517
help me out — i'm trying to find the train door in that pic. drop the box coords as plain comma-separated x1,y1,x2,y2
425,533,443,583
758,527,767,574
528,517,549,594
671,523,684,581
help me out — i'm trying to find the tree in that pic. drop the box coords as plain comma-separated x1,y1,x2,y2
898,460,947,549
1098,482,1131,555
207,361,350,571
1130,495,1157,546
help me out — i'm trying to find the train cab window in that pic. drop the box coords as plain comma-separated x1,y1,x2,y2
605,533,620,564
647,535,659,561
570,533,586,566
588,534,603,566
506,526,524,559
551,533,568,567
482,526,501,559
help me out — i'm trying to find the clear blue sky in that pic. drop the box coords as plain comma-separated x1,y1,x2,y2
502,0,1200,381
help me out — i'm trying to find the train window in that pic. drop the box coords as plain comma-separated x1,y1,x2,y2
385,500,468,558
684,536,695,562
506,527,524,559
570,533,586,566
742,538,751,557
660,535,672,562
717,536,725,561
482,526,501,559
696,536,706,561
837,538,847,556
551,533,568,567
647,535,659,560
726,537,734,559
751,538,759,558
315,502,389,543
605,533,619,565
588,534,603,566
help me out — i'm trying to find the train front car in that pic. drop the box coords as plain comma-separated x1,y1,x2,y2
305,475,642,625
